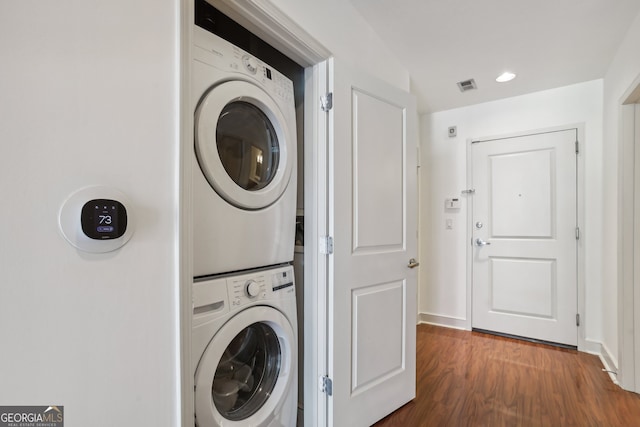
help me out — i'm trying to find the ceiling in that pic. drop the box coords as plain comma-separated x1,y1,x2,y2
348,0,640,113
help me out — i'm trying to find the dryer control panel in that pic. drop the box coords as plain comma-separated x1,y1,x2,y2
193,26,294,105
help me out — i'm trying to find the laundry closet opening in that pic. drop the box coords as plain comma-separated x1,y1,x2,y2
194,0,306,423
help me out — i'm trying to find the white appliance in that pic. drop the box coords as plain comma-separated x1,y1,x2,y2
192,25,297,278
192,265,297,426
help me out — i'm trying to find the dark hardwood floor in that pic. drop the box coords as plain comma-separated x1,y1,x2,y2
373,324,640,426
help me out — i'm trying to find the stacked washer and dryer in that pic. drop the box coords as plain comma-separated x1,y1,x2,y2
191,23,298,427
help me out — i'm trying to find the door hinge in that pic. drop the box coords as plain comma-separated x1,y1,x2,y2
576,313,581,327
321,376,333,396
575,140,579,154
320,236,334,255
575,227,580,240
321,92,333,112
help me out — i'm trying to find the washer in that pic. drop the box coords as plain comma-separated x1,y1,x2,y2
192,265,297,427
192,25,297,278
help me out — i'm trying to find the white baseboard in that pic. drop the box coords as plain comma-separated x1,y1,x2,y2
418,312,468,330
584,338,619,385
600,342,620,385
581,338,601,354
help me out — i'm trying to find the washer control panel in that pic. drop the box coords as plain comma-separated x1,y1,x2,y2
271,269,294,292
245,280,261,297
228,276,265,307
226,265,295,308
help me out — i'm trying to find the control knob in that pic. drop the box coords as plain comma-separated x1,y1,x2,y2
242,55,258,74
245,280,260,298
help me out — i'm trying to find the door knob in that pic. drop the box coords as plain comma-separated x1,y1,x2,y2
475,238,491,246
408,258,420,268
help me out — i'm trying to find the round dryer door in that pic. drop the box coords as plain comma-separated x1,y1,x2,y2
195,80,295,210
194,306,296,426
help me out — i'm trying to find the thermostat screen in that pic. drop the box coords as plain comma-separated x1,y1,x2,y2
81,199,127,240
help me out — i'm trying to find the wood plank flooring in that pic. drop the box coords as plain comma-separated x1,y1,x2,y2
373,324,640,426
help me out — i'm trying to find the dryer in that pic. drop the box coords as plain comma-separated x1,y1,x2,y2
192,25,297,277
192,265,297,427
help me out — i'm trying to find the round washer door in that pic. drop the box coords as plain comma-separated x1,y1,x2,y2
195,306,296,427
195,80,295,210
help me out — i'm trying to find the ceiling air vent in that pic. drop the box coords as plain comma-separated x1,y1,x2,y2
457,79,477,92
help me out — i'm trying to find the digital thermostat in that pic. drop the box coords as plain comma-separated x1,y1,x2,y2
81,199,127,240
59,186,134,253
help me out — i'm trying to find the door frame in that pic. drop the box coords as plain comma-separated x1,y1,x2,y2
465,124,587,350
180,1,332,426
618,72,640,392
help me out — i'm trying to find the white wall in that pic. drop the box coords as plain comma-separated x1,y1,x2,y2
602,11,640,364
0,1,181,425
269,0,410,92
420,80,604,346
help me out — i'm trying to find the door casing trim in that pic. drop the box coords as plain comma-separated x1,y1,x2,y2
618,71,640,392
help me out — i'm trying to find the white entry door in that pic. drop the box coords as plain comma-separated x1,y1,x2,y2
471,129,578,346
327,58,418,426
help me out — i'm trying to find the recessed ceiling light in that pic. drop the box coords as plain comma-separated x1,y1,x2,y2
496,72,516,83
